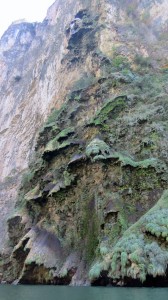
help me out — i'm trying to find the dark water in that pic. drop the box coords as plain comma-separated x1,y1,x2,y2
0,286,168,300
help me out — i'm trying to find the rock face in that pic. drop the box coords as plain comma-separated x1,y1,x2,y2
0,0,168,286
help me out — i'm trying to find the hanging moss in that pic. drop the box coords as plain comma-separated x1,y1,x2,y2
89,262,104,281
86,138,111,160
90,190,168,283
112,153,158,169
7,10,168,285
43,139,79,157
24,185,42,202
90,95,127,127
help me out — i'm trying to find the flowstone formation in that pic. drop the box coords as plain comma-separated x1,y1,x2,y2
1,0,168,286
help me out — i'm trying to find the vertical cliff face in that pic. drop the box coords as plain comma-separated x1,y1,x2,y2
0,0,168,286
0,0,98,250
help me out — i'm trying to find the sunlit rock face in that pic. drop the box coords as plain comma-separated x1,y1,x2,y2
0,0,168,286
0,0,86,250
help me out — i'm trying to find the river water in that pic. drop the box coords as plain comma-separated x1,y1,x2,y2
0,286,168,300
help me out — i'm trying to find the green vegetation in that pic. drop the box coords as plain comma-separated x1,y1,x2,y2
74,94,81,101
59,267,68,278
89,262,104,281
90,191,168,283
86,141,158,170
90,96,127,129
44,139,73,155
45,108,61,125
54,127,74,141
21,170,35,188
108,233,168,281
112,153,157,169
24,185,42,202
80,205,99,263
63,170,76,187
86,138,111,161
112,55,130,70
144,209,168,240
9,14,168,285
71,74,96,92
134,54,152,68
48,171,76,196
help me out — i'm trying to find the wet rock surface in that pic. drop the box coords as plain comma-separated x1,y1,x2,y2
0,0,168,286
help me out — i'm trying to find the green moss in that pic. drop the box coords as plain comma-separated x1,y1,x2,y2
90,96,127,129
83,211,99,263
90,191,168,282
118,212,128,232
44,127,74,151
129,190,168,232
112,55,130,70
89,262,103,281
103,210,128,247
121,251,127,276
44,139,75,155
99,245,108,256
108,223,121,245
40,98,77,136
144,209,168,240
48,182,64,196
78,196,99,263
111,191,168,280
24,185,42,202
63,171,76,187
86,138,111,160
45,109,61,125
130,168,162,191
74,94,81,101
59,268,68,278
134,54,152,68
86,143,159,171
21,170,35,188
112,153,158,169
48,171,75,196
55,127,74,141
44,138,60,153
45,99,71,127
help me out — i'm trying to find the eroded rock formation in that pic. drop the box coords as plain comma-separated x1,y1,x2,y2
0,0,168,286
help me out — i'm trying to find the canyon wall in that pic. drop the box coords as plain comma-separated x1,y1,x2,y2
0,0,168,286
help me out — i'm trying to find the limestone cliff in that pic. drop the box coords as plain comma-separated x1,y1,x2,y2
0,0,168,286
